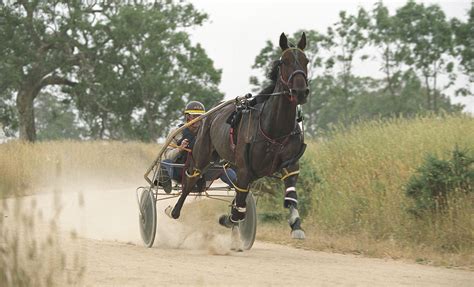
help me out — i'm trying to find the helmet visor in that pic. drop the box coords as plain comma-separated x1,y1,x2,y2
184,109,205,115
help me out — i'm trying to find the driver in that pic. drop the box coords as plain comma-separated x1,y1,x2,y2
156,101,237,193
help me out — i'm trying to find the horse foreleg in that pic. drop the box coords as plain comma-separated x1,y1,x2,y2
281,166,305,239
218,188,249,252
219,188,249,227
167,168,201,219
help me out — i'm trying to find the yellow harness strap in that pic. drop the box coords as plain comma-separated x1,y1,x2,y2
223,163,249,192
185,169,201,178
233,185,249,193
281,168,300,181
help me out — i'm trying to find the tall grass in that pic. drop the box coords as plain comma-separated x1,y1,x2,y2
0,140,157,197
258,114,473,267
1,196,85,286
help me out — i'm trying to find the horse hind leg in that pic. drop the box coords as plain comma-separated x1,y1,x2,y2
281,166,306,240
168,119,214,219
166,168,201,219
289,205,305,239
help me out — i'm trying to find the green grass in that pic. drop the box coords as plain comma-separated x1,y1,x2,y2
257,114,473,268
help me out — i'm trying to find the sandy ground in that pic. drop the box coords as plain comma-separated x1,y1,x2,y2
2,186,473,287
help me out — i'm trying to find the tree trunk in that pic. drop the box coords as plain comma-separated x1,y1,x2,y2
433,70,438,112
16,86,39,142
424,76,432,110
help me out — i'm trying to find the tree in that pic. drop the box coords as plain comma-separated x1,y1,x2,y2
249,3,466,136
324,8,370,124
451,1,473,96
0,91,17,137
369,1,408,114
0,1,82,141
0,1,223,142
35,90,81,140
68,3,223,141
395,1,455,111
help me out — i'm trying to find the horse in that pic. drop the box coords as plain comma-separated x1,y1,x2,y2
168,32,309,243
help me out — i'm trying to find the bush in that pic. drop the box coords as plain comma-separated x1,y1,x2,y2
405,147,473,215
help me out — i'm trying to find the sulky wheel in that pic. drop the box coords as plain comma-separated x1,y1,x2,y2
239,192,257,250
139,188,157,248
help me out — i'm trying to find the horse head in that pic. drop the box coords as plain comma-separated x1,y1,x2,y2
278,32,309,105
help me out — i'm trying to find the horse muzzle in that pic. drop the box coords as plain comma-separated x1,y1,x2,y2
290,88,309,105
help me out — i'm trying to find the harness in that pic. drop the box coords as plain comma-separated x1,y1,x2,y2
226,94,305,179
244,98,306,179
226,47,309,180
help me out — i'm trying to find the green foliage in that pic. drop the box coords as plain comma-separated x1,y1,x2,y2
395,1,456,110
451,2,473,94
303,72,463,134
35,92,82,141
0,92,17,137
69,3,223,141
406,147,474,215
0,1,223,141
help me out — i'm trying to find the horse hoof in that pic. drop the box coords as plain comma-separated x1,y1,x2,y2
291,229,305,240
219,214,235,229
231,246,244,252
231,226,243,252
165,205,174,219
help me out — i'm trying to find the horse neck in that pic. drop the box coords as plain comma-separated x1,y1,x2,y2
260,81,297,138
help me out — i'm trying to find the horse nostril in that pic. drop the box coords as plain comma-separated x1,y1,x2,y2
305,88,310,96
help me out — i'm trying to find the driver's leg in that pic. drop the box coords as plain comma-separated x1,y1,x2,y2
220,168,237,187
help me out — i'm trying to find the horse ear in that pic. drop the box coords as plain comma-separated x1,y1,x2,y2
297,32,306,50
279,33,289,51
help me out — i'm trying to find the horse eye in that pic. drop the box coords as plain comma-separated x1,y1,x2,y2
301,57,309,66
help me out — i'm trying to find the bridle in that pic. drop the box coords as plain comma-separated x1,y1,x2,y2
255,48,309,145
278,48,309,104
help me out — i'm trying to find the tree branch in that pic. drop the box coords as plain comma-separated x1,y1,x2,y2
18,0,41,46
40,75,77,88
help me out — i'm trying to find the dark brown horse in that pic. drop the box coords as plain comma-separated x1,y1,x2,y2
169,32,309,242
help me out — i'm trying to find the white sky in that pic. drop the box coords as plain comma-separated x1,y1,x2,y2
188,0,473,113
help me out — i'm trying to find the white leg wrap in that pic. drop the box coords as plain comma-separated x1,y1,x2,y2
236,206,246,213
285,186,297,203
284,197,298,203
286,187,296,193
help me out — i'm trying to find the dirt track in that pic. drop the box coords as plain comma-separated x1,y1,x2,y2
4,187,473,286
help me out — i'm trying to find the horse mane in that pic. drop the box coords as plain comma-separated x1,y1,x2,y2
257,42,295,97
257,60,280,96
